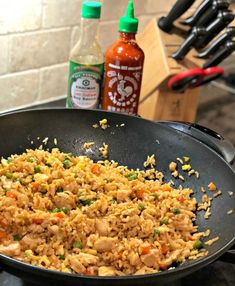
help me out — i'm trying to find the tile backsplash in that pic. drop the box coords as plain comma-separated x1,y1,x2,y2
0,0,176,112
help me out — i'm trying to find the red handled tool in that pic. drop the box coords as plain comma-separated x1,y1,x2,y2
168,66,224,91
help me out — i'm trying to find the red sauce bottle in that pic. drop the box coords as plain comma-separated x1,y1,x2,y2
102,0,145,115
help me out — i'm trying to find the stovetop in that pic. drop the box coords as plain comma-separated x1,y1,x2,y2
0,260,234,286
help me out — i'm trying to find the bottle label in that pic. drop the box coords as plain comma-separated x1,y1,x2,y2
67,61,104,109
103,63,143,115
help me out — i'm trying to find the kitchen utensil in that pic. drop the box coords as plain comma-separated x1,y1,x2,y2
158,0,195,32
198,27,235,58
189,0,230,28
195,10,234,49
172,27,207,60
183,0,213,26
168,66,224,91
0,109,234,286
203,40,235,68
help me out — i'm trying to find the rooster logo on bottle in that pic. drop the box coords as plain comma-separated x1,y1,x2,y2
107,71,140,112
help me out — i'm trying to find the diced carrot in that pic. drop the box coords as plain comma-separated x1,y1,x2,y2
31,182,40,192
6,191,16,199
135,189,144,199
32,218,43,224
84,270,92,275
0,231,7,239
208,182,216,191
161,184,172,192
177,196,185,203
161,244,169,255
91,164,101,175
150,189,157,193
141,246,151,255
118,251,124,258
52,218,59,224
55,212,64,219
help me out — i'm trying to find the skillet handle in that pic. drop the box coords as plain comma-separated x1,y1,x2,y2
159,121,235,164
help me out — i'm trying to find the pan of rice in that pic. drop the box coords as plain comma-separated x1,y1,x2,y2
0,109,234,286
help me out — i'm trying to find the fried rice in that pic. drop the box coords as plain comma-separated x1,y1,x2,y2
0,148,207,276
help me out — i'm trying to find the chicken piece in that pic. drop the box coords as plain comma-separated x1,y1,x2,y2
69,256,86,273
141,249,159,268
21,235,43,249
95,219,109,236
93,237,116,252
54,193,76,210
98,266,116,276
78,253,99,266
0,242,21,256
116,189,131,202
48,225,59,235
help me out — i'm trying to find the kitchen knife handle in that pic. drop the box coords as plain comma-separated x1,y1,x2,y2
198,27,235,58
158,0,196,32
196,0,230,27
184,0,213,26
196,11,234,49
172,27,206,60
203,40,235,68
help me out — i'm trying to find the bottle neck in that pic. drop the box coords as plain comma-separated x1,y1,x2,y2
80,18,100,45
119,32,136,41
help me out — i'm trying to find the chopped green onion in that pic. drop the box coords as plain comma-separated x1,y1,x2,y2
172,208,181,215
126,172,138,181
27,158,34,163
103,178,110,183
160,218,169,225
5,172,13,179
13,234,22,241
153,229,161,237
56,187,63,193
151,192,158,200
138,202,145,211
34,166,41,173
58,255,65,260
73,240,83,249
194,240,203,249
79,199,94,206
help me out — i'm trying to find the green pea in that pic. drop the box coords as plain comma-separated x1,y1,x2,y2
160,218,169,225
138,202,145,211
5,172,13,179
194,240,203,249
27,158,34,163
58,255,65,260
172,208,181,215
60,207,68,214
13,234,22,241
151,192,158,200
56,187,63,193
34,166,41,173
73,240,83,249
153,229,161,237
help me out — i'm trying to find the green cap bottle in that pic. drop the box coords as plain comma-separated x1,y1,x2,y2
81,1,102,19
119,0,139,33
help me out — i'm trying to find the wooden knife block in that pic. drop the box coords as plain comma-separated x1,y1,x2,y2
137,18,204,122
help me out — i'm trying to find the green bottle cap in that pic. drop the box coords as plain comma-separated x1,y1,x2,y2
119,0,138,33
81,1,102,19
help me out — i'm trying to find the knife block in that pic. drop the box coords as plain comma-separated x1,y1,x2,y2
137,18,204,122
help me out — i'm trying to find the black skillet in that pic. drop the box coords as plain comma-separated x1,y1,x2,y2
0,109,234,286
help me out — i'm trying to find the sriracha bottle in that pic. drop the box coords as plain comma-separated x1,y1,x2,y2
102,0,145,115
